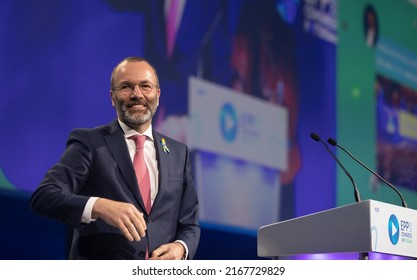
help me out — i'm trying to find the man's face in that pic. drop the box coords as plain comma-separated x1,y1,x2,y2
111,61,160,132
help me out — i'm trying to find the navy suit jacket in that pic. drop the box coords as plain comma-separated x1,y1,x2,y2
30,120,200,259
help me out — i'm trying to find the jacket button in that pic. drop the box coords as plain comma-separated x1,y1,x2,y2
139,251,146,258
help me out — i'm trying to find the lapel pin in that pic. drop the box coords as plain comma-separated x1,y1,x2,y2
161,138,170,154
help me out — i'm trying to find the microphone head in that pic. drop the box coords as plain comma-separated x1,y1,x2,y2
310,132,321,141
327,138,337,146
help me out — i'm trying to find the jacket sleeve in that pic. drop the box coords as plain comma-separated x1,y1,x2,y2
30,129,93,226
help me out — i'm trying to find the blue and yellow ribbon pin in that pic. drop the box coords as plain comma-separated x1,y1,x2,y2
161,138,170,154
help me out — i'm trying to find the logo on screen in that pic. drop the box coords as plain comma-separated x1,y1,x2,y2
220,103,238,142
388,214,399,245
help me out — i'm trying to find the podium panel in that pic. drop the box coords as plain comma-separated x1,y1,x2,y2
258,200,417,258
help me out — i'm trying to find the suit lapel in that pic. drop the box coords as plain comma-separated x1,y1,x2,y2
152,132,169,210
103,120,146,212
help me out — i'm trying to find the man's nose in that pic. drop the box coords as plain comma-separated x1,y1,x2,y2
131,84,144,97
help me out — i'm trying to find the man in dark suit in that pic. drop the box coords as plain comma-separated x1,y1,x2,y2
30,57,200,260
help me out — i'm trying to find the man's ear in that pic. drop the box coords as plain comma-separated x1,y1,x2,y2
110,91,115,107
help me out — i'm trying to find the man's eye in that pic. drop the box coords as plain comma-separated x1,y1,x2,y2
141,83,152,89
120,84,133,90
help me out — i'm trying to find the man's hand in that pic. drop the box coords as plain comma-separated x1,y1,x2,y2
92,198,147,241
148,242,186,260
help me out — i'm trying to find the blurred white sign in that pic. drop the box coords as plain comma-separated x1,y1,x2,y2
188,77,288,170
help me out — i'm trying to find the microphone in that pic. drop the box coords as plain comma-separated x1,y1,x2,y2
327,137,408,208
310,132,362,203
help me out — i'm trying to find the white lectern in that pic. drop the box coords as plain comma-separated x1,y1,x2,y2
258,200,417,259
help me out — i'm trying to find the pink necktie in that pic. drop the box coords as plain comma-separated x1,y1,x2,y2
130,135,151,213
166,0,179,58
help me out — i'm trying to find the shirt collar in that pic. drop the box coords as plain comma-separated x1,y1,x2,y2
118,119,154,142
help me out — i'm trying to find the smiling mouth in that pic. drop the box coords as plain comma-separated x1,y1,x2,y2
128,104,147,110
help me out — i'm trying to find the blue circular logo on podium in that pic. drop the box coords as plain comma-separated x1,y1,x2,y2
388,214,399,245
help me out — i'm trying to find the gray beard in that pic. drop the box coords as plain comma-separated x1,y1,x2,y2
118,103,153,127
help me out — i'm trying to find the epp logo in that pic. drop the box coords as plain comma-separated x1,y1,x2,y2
388,214,400,245
220,103,238,143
